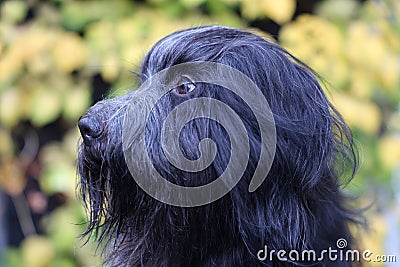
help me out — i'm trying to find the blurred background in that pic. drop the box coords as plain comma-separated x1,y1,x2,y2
0,0,399,266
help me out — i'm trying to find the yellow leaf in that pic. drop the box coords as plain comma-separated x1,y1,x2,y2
39,141,76,196
62,128,81,158
357,214,386,266
0,48,24,84
378,135,400,171
316,0,359,22
378,20,400,51
349,69,374,99
346,22,386,69
241,0,261,20
29,87,62,126
0,0,28,24
63,85,91,122
41,162,76,196
116,18,140,45
180,0,205,8
377,54,399,91
27,53,53,75
22,236,55,267
0,157,26,195
279,15,345,87
280,15,343,60
0,128,12,156
101,54,121,83
22,26,56,62
261,0,296,24
121,45,144,67
0,88,23,127
331,93,381,135
52,32,87,73
40,143,70,167
388,113,400,132
85,20,115,55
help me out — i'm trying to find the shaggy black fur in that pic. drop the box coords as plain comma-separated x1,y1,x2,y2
77,26,362,266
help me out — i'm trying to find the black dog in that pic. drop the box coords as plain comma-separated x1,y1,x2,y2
78,26,362,266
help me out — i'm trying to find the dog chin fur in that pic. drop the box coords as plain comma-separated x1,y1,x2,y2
78,26,363,266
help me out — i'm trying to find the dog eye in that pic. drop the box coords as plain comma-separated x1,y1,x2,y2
173,82,196,95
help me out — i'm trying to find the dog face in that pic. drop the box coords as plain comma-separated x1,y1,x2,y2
78,26,359,266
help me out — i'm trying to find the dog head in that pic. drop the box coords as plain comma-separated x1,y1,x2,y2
78,26,359,266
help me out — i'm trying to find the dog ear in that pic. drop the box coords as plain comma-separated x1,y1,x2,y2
220,42,360,256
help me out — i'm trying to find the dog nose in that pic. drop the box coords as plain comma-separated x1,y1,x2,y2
78,116,103,144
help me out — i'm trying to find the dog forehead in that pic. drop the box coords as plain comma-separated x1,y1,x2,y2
140,26,262,76
158,26,247,46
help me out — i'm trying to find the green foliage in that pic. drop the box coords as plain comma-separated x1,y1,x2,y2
0,0,399,266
